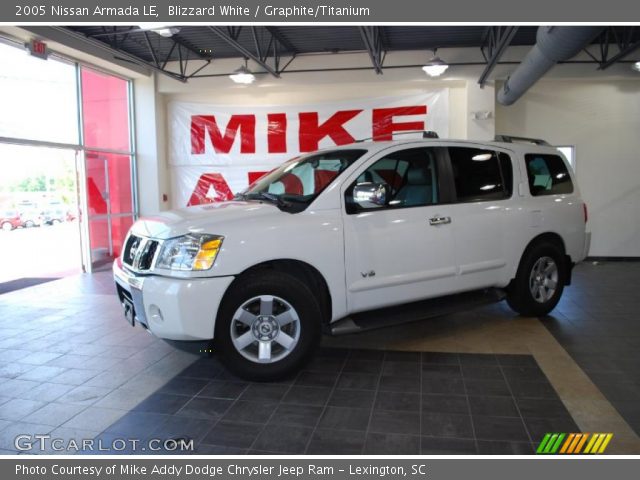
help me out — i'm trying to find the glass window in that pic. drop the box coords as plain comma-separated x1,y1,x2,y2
499,152,514,197
449,147,509,202
0,41,78,144
348,148,439,211
525,154,574,196
243,149,366,212
556,146,576,171
81,67,131,152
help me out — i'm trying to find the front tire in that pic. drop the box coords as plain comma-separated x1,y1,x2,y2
214,271,322,381
507,241,566,317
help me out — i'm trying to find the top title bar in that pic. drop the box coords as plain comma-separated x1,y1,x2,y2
2,0,640,23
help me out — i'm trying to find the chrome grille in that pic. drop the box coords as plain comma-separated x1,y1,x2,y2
122,234,159,272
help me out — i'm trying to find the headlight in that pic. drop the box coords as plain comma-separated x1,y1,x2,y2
156,234,224,271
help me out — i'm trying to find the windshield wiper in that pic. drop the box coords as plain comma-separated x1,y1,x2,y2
250,192,293,210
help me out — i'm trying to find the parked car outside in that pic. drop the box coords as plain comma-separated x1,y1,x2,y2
0,210,22,231
41,208,67,225
18,210,43,228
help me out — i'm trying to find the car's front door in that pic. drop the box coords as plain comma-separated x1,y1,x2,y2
342,146,458,314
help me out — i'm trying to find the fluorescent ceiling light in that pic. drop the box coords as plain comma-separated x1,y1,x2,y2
229,65,256,84
632,61,640,72
138,24,180,37
422,52,449,77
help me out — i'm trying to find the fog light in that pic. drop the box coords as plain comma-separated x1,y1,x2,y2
149,305,164,323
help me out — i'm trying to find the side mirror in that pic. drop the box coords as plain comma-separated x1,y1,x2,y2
353,182,388,209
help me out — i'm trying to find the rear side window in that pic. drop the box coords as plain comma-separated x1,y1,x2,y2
525,154,574,196
449,147,511,202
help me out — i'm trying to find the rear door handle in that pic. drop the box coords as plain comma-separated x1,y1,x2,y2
429,216,451,226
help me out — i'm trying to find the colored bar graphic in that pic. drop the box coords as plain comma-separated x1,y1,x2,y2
551,433,566,453
537,433,613,454
575,433,589,453
536,433,552,454
598,434,613,453
559,433,575,453
544,434,559,453
567,433,582,453
584,433,599,453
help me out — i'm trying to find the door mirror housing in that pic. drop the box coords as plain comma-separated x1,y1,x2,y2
353,182,389,209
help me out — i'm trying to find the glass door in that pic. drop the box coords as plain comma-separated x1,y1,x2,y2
81,151,134,272
79,66,136,272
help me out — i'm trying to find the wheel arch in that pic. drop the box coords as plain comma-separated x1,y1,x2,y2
512,231,572,285
225,259,333,326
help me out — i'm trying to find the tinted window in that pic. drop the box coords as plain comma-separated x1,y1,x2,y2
449,147,509,202
525,154,574,196
498,152,513,196
347,148,439,212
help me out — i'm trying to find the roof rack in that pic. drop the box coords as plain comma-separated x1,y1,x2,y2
494,135,550,146
356,130,439,143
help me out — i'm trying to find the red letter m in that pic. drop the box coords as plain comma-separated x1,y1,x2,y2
191,115,256,154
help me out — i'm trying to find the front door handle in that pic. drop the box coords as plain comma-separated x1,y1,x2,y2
429,216,451,226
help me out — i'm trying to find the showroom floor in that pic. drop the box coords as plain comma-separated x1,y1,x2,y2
0,262,639,455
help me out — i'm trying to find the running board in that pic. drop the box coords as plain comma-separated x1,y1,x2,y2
330,288,506,336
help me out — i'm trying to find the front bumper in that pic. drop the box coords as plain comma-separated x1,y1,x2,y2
113,261,234,341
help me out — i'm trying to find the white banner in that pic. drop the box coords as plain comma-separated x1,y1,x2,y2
168,92,449,207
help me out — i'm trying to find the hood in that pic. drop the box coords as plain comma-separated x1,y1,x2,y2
131,201,282,239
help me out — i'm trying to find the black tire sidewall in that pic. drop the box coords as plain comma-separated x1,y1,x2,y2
214,271,322,381
509,242,566,317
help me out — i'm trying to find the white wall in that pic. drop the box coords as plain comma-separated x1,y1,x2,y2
133,74,171,215
496,79,640,257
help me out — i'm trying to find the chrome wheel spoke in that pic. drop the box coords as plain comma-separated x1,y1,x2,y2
234,331,255,350
258,341,272,361
259,296,274,316
275,309,297,327
546,278,557,290
235,309,257,327
537,285,546,300
275,332,296,350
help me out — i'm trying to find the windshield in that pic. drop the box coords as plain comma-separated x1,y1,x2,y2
239,149,367,212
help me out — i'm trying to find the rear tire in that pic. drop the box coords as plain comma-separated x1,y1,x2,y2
1,222,13,231
214,271,322,381
507,241,566,317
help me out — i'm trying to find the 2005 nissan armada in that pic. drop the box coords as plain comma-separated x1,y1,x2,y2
114,135,590,380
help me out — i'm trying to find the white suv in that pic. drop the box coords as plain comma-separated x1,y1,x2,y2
114,135,590,380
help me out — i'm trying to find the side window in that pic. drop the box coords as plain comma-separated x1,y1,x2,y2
347,147,439,212
449,147,510,202
525,154,574,196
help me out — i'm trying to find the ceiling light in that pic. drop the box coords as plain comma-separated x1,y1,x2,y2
138,24,180,37
632,61,640,72
229,65,256,84
422,50,449,77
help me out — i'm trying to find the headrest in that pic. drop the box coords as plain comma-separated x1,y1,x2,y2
406,165,429,185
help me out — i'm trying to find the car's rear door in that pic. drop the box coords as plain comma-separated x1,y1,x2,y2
439,144,514,290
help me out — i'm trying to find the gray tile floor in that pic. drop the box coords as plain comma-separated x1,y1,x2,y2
0,261,637,455
543,261,640,436
0,274,197,454
90,349,575,455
